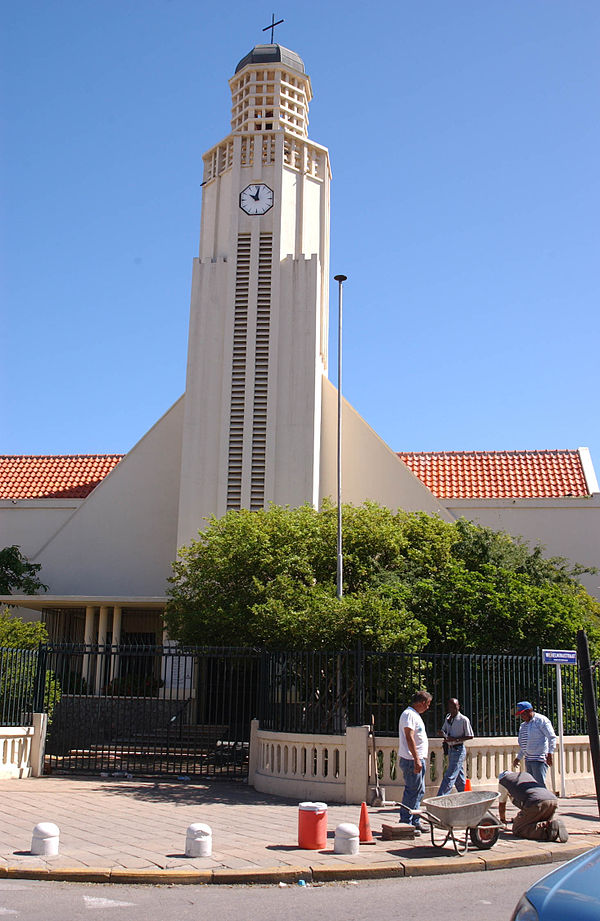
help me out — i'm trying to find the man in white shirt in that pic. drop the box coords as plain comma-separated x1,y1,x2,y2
398,689,433,834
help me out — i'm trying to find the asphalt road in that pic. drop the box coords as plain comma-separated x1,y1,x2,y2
0,863,560,921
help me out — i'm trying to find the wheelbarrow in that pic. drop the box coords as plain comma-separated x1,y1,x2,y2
410,790,502,855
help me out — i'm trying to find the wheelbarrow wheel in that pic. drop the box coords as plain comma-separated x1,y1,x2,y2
470,817,499,850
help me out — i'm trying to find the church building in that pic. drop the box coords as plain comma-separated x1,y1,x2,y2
2,42,599,646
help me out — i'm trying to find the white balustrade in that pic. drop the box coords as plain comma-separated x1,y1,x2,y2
250,722,596,803
0,727,34,778
0,715,47,779
252,723,348,802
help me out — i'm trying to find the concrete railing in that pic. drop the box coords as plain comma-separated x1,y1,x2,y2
0,715,47,779
249,720,595,804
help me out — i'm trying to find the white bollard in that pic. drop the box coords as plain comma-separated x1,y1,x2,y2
185,822,212,857
333,822,360,855
31,822,60,857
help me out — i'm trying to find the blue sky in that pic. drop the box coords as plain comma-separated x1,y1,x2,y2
2,1,599,468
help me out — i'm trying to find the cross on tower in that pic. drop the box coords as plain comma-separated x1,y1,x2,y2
262,13,284,44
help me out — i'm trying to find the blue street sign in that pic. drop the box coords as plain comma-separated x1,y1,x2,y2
542,649,577,665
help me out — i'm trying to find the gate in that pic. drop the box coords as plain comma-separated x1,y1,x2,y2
43,645,261,778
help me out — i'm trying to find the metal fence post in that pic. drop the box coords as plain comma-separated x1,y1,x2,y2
32,643,48,713
464,656,474,732
577,630,600,816
355,642,365,726
535,647,542,711
257,649,269,728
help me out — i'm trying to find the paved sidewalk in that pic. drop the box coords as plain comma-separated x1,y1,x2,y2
0,777,597,884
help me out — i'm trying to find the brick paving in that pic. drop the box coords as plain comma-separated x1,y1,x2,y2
0,776,597,881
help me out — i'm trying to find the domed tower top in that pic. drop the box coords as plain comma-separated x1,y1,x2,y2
235,43,305,75
229,43,313,138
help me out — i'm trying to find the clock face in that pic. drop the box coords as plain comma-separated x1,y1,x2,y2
239,183,274,215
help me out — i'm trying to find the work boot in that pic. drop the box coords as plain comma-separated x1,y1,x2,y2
548,819,569,842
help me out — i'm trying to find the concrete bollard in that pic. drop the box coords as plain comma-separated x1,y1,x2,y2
333,822,360,855
185,822,212,857
31,822,60,856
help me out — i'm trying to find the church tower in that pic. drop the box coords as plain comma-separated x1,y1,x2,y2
177,44,331,546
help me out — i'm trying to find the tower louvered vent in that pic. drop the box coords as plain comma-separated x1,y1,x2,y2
226,233,251,509
250,234,272,510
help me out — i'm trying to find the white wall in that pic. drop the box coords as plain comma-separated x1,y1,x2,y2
0,500,80,559
176,257,230,547
320,378,453,520
31,398,185,596
447,497,600,600
270,255,322,509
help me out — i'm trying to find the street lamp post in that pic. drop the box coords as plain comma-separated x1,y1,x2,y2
333,274,347,600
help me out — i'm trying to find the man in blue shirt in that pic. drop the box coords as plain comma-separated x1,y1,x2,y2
513,700,556,788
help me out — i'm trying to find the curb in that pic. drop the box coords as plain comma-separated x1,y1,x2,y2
0,844,592,885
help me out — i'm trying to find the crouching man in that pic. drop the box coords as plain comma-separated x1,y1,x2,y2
498,770,568,842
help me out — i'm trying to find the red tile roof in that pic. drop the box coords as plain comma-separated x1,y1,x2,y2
398,450,590,500
0,455,124,500
0,450,591,502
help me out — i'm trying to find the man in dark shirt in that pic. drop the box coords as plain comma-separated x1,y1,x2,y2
498,770,568,842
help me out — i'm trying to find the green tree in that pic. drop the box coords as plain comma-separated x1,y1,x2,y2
167,502,423,650
166,503,600,653
0,546,47,595
0,610,48,648
251,578,427,650
0,611,60,720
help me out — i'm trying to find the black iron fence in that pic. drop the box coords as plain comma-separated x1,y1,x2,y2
41,644,261,777
259,647,598,738
0,644,598,777
0,646,41,727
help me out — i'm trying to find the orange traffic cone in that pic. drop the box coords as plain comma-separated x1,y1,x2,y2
359,802,375,843
464,777,472,791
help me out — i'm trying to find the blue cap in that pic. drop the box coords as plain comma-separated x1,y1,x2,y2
516,701,533,713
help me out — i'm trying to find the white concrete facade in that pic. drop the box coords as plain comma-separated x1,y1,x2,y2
446,496,600,599
29,398,184,597
319,379,453,520
0,500,82,561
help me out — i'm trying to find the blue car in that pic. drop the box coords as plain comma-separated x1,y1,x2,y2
510,846,600,920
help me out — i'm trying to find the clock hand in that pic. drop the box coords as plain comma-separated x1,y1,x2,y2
251,186,261,201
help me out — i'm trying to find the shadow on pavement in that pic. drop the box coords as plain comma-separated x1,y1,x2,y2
560,811,599,823
58,775,301,807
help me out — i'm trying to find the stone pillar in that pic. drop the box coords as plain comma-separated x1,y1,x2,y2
109,606,122,682
248,718,260,787
82,605,96,688
112,606,122,644
95,606,109,694
97,606,109,644
550,754,559,797
30,713,48,777
345,725,370,804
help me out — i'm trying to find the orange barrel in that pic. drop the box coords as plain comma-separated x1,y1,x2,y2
298,801,328,849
